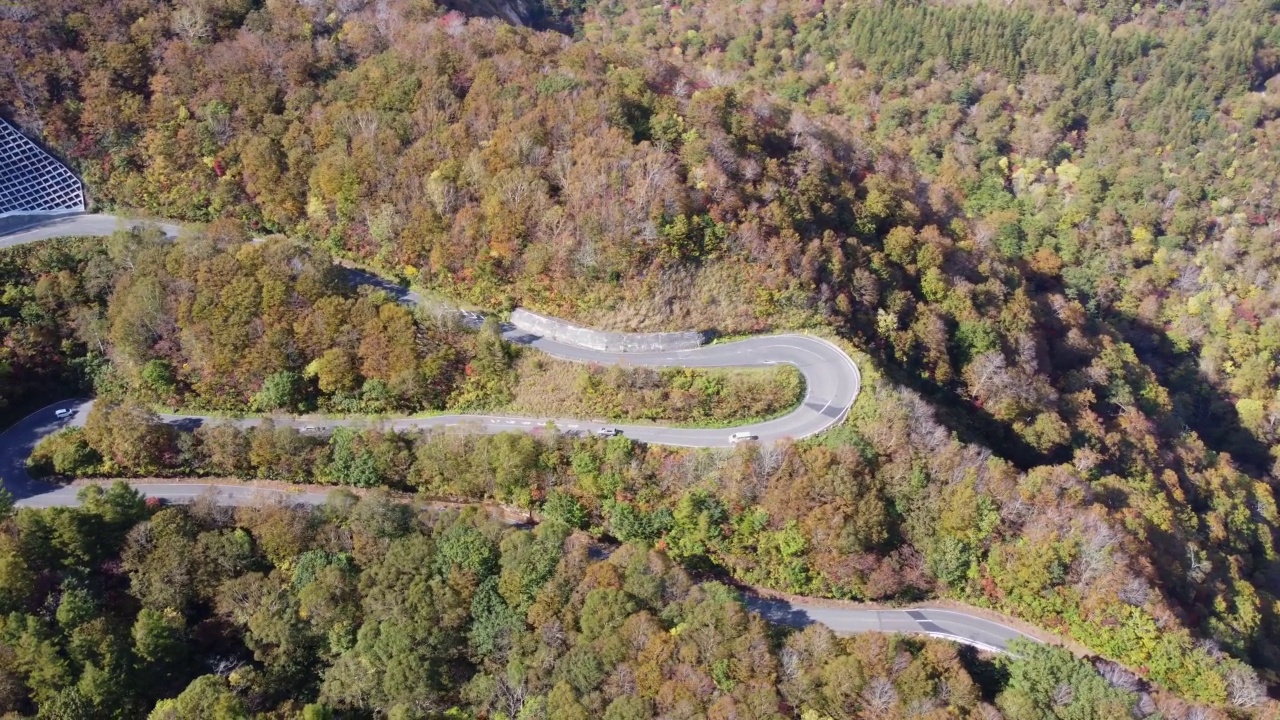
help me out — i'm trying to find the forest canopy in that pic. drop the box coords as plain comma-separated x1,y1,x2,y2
4,0,1280,714
0,486,1213,719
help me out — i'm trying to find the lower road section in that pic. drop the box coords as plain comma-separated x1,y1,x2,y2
745,596,1034,653
14,477,1034,653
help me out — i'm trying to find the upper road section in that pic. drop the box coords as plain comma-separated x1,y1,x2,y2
0,212,180,248
0,211,862,450
503,328,859,447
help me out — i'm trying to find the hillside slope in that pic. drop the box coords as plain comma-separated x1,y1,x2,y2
3,0,1280,711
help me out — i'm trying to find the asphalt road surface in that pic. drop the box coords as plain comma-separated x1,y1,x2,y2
0,212,181,247
0,212,1040,653
745,596,1033,653
14,480,333,509
0,333,859,456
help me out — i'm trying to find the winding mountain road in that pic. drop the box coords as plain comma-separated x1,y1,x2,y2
0,212,861,452
0,212,1042,654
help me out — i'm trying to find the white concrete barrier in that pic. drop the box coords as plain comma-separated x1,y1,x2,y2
510,308,706,352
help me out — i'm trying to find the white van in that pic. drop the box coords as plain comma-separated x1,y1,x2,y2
728,431,758,443
54,408,73,419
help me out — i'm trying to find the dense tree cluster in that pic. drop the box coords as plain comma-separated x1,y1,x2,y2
0,485,1173,719
0,238,114,422
4,0,1280,710
101,226,482,414
0,229,487,420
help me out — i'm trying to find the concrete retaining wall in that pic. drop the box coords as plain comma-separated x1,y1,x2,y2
510,308,706,352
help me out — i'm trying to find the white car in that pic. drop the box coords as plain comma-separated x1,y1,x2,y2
728,432,758,443
301,425,320,433
596,428,621,437
54,408,73,419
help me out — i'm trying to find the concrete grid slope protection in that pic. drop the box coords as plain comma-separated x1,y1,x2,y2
0,118,85,218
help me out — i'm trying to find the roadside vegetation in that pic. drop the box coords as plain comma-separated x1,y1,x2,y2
0,485,1202,719
504,356,804,426
0,237,110,423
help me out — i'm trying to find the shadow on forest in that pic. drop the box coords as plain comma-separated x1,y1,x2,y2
1053,287,1278,670
956,645,1010,703
815,295,1271,482
436,0,576,33
833,321,1057,472
842,297,1280,672
739,595,818,631
1142,517,1280,675
1107,310,1280,672
1109,310,1272,478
